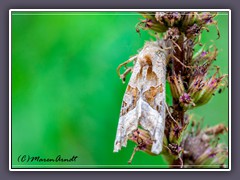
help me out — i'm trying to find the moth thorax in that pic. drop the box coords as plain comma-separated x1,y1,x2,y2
139,54,153,67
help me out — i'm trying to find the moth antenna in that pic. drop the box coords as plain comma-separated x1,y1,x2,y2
164,102,179,126
128,146,139,164
159,45,172,51
120,67,132,83
116,55,138,78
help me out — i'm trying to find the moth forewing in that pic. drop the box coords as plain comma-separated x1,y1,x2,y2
114,41,167,155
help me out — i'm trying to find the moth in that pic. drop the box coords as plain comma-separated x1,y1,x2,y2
114,41,167,155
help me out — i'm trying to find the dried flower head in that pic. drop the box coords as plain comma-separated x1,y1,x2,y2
165,27,180,41
181,121,228,168
188,67,227,107
138,12,220,40
155,12,181,27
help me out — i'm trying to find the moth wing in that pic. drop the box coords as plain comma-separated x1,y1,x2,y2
114,62,141,152
140,97,165,154
114,100,139,152
139,43,166,154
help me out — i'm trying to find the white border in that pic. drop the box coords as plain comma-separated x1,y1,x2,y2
9,9,231,172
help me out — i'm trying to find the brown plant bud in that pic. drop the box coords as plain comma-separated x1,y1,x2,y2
164,27,180,41
168,75,185,100
181,12,199,29
155,12,181,27
192,46,218,73
194,73,227,106
187,65,227,107
137,12,168,33
186,23,202,38
137,18,168,33
128,128,156,156
205,124,228,135
188,76,205,104
197,12,220,38
139,12,156,20
198,12,215,25
169,123,184,143
179,93,195,110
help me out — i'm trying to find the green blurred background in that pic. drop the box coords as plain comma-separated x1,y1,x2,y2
11,11,229,168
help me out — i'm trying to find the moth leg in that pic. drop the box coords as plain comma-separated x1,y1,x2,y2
128,146,139,164
120,67,132,83
117,55,138,78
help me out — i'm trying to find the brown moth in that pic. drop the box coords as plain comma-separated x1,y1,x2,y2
114,41,167,155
